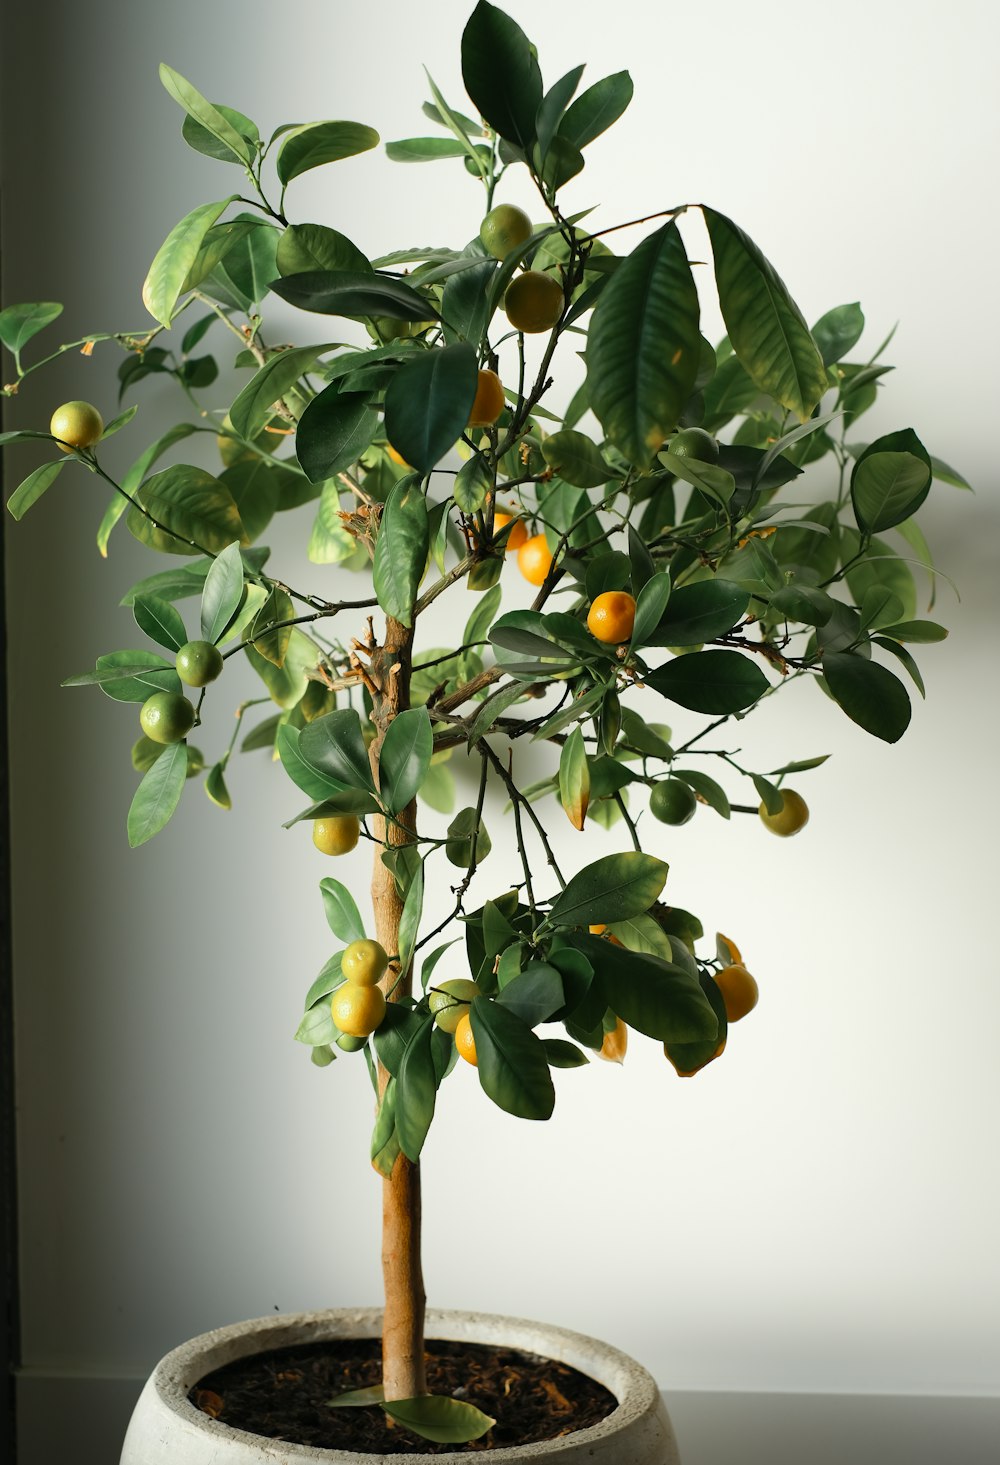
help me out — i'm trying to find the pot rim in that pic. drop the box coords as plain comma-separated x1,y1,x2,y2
144,1305,663,1461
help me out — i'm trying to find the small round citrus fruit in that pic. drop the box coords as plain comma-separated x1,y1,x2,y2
428,977,481,1033
503,270,563,333
713,964,758,1023
467,368,505,427
649,779,698,826
331,981,386,1038
454,1011,478,1066
480,204,532,259
494,509,528,552
669,427,719,462
517,533,553,586
139,691,195,745
587,590,636,644
599,1017,628,1064
758,788,809,837
313,815,360,856
50,400,103,451
176,640,224,688
341,939,389,987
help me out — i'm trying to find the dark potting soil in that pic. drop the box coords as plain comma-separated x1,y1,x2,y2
190,1336,618,1454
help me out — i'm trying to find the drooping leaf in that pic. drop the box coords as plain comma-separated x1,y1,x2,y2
6,460,65,521
127,741,188,848
395,1019,438,1162
126,465,246,556
398,860,425,978
445,806,491,869
0,301,63,354
558,726,590,830
271,270,437,322
383,343,478,476
470,997,555,1120
229,345,334,439
580,932,719,1045
822,651,912,743
587,221,700,466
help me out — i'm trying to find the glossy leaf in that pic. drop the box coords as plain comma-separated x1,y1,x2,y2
200,541,246,644
382,1395,494,1445
673,768,730,819
299,709,377,792
7,460,65,521
558,70,633,151
384,343,478,476
704,208,827,421
649,580,749,646
461,1,542,152
851,428,932,534
536,65,585,157
296,385,378,484
127,465,246,556
543,1038,590,1068
812,302,864,366
395,1020,438,1162
277,725,351,802
630,571,672,648
587,221,700,466
127,741,187,848
271,270,436,321
276,223,371,276
470,997,555,1120
0,301,63,354
441,257,499,347
181,101,258,162
558,726,590,831
496,963,565,1026
379,708,433,815
249,586,294,667
822,651,911,743
319,879,365,944
133,594,186,652
647,650,768,714
398,860,425,979
547,852,668,929
64,651,180,702
229,345,332,439
373,478,429,627
276,121,379,185
142,197,234,327
445,806,491,869
581,933,719,1044
204,761,232,810
453,453,492,513
541,430,612,488
159,65,254,163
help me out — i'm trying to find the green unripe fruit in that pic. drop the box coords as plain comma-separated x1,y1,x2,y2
176,640,224,688
139,692,196,745
758,788,809,837
668,427,720,462
50,400,104,451
649,779,698,826
428,977,481,1033
480,203,532,260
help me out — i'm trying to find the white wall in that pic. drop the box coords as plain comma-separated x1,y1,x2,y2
4,0,998,1408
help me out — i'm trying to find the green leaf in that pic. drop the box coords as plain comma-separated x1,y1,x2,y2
382,1394,495,1445
204,761,231,810
330,1383,386,1408
97,423,199,557
468,678,527,744
587,221,701,466
441,257,498,348
181,101,258,162
822,651,911,743
812,302,864,366
543,1038,589,1068
557,70,633,151
159,65,255,163
463,580,502,647
871,636,926,698
298,709,377,792
582,933,719,1045
199,541,246,644
649,580,749,647
851,429,932,534
647,649,768,714
308,483,362,565
418,760,456,813
496,962,565,1026
373,478,429,627
536,65,585,158
558,726,590,831
133,595,186,652
127,465,246,556
277,725,352,802
142,197,235,327
276,121,380,185
229,345,333,439
7,460,65,521
445,806,491,869
673,768,730,818
453,453,492,513
297,385,378,485
470,997,555,1120
541,430,613,488
271,270,437,322
395,1019,438,1162
930,455,971,490
659,449,735,508
379,708,433,815
877,619,948,644
127,742,187,848
319,879,365,944
461,2,542,152
276,223,371,277
0,301,62,354
547,852,668,929
384,343,478,476
250,586,294,666
294,998,336,1047
703,208,827,421
64,650,180,702
398,860,425,978
386,136,470,162
631,571,672,647
700,354,760,434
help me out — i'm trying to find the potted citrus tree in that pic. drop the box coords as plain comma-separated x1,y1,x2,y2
1,2,959,1457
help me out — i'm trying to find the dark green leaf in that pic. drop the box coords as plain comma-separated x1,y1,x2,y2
398,860,425,978
7,460,65,521
441,257,499,347
276,121,379,185
461,2,542,152
673,768,730,818
558,71,633,151
127,742,187,847
134,595,186,652
296,384,378,484
379,708,433,815
581,933,719,1045
822,651,911,743
299,709,377,792
851,429,932,534
871,637,926,698
496,963,565,1026
229,345,332,439
703,208,827,421
700,355,760,434
587,221,700,466
470,997,555,1120
536,65,585,157
649,580,749,646
373,478,429,627
271,270,437,322
463,580,502,647
384,343,478,476
541,430,613,488
547,852,668,929
542,1038,589,1068
812,302,864,366
647,650,768,713
395,1019,438,1162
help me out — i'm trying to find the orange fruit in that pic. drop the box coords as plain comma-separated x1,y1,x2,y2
341,939,389,987
713,964,758,1023
467,369,505,427
517,533,553,586
331,981,387,1038
587,590,636,644
758,789,809,837
494,508,528,552
455,1011,478,1066
503,270,563,333
599,1017,628,1064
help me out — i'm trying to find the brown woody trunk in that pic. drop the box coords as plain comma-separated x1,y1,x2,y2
367,614,426,1401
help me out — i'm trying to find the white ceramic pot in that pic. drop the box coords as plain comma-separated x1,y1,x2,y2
120,1307,680,1463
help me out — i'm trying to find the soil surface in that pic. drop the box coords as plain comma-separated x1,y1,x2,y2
191,1336,618,1454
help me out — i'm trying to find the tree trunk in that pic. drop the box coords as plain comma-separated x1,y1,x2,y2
367,614,426,1401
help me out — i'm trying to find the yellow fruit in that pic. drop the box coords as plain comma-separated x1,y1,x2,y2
493,508,528,552
455,1011,478,1066
428,978,481,1033
313,815,360,856
50,400,103,451
341,939,389,987
331,981,386,1038
713,964,758,1023
467,369,505,427
517,533,554,586
599,1017,628,1064
480,204,532,259
503,270,564,333
589,923,607,935
758,788,809,837
587,590,636,644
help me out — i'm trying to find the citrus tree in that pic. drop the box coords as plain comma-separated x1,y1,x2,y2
0,0,961,1444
